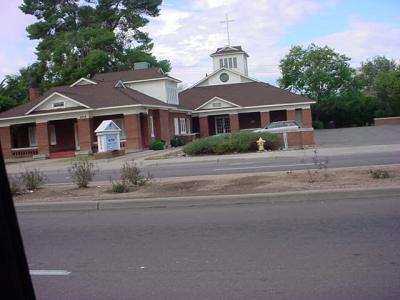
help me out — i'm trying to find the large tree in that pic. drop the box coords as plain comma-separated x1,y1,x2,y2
20,0,169,85
278,43,356,101
358,56,398,95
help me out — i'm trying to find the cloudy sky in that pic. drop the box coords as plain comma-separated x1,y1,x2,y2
0,0,399,86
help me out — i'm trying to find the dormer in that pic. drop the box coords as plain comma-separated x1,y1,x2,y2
210,45,249,76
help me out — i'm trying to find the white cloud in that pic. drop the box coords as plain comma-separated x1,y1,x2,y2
311,16,400,66
147,0,322,85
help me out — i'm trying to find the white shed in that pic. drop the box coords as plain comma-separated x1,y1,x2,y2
94,120,122,153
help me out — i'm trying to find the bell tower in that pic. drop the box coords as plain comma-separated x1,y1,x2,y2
210,45,249,76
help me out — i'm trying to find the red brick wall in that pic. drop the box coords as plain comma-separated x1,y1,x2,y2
140,113,151,148
229,113,240,132
275,130,314,148
302,108,312,128
374,117,400,126
124,114,142,151
286,109,296,121
260,112,270,128
158,110,170,142
199,116,209,137
77,119,93,152
0,126,12,159
36,122,49,155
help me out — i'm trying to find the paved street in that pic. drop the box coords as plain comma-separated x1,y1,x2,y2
33,151,400,184
19,192,400,300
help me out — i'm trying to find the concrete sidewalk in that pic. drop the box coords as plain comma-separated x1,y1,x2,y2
6,143,400,174
15,186,400,212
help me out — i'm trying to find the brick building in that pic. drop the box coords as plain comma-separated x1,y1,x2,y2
179,45,315,147
0,45,315,160
0,68,192,160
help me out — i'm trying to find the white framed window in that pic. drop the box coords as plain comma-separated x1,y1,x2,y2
113,119,126,139
223,58,228,67
149,115,155,137
233,57,237,68
52,101,65,108
179,118,187,134
28,127,37,147
228,57,233,68
219,59,223,68
174,118,180,135
49,125,56,145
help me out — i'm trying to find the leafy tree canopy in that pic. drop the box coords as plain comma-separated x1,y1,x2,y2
278,43,356,100
373,69,400,117
19,0,169,85
357,56,398,95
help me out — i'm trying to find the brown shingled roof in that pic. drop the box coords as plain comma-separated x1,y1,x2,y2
0,73,185,118
92,68,180,83
210,45,248,56
179,82,314,110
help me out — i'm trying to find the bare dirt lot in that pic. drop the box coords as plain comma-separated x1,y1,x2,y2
13,164,400,203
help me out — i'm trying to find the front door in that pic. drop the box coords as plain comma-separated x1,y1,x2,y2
215,116,231,134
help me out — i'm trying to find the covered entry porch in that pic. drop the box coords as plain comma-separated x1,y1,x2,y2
195,108,312,137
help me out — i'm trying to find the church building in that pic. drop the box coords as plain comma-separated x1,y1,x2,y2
0,45,315,161
180,45,315,143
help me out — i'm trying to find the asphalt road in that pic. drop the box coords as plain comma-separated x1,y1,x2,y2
43,151,400,184
19,193,400,300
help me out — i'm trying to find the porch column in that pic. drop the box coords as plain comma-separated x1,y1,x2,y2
77,118,93,154
229,113,240,132
260,111,270,128
124,114,142,152
36,122,49,157
141,113,152,148
158,110,170,142
199,116,209,137
0,126,12,159
286,109,296,121
302,108,312,128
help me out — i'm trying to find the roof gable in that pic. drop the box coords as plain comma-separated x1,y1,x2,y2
70,77,97,87
95,120,121,133
193,67,258,88
26,92,90,115
195,97,241,111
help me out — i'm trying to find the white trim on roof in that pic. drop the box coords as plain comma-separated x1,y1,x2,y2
123,76,181,84
190,67,259,88
70,77,97,87
25,92,91,115
191,101,315,115
194,96,241,111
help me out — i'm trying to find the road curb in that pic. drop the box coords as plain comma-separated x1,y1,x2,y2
15,187,400,212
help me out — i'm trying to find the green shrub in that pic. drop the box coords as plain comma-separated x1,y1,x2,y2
170,138,186,147
150,139,165,150
68,159,97,188
20,169,47,190
313,120,324,129
183,131,278,156
369,169,390,179
111,181,129,193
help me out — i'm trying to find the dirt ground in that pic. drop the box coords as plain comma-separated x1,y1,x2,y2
13,165,400,203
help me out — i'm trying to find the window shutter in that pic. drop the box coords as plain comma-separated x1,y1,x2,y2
49,125,56,146
28,127,37,147
174,118,180,135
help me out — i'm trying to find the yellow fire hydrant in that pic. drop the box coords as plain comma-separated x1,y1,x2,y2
256,137,266,152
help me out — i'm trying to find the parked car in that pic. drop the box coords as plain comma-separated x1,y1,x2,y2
253,120,301,133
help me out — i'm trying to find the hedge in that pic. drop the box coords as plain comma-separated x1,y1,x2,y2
183,131,278,155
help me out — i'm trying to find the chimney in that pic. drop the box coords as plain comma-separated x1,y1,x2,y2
29,87,41,101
